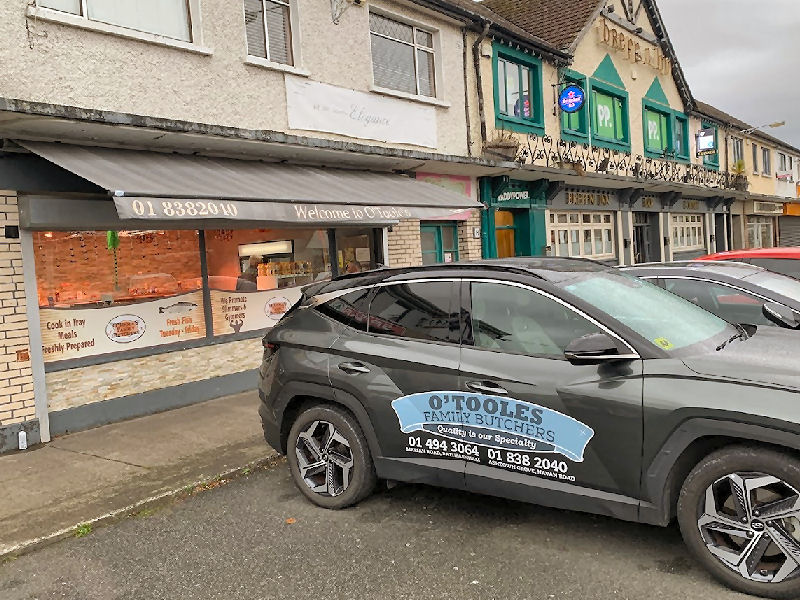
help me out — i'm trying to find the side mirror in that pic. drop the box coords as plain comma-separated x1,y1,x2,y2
564,333,638,365
762,302,800,330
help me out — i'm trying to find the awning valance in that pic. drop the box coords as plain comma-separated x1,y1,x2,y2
19,142,480,226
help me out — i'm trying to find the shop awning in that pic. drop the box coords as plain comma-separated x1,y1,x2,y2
19,142,481,226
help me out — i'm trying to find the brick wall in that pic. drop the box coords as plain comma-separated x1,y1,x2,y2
458,210,483,261
0,192,35,427
387,219,423,268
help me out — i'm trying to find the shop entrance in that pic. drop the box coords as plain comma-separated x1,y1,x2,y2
632,212,658,264
495,210,516,258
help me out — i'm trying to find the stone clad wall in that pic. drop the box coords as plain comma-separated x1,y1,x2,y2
0,192,35,426
458,211,483,261
45,337,263,413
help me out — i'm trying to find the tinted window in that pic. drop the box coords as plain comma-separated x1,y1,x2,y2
318,289,373,332
662,278,772,327
749,258,800,280
368,282,457,342
470,282,602,358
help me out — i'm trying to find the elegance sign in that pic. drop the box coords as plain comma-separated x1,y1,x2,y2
285,77,437,148
597,19,671,76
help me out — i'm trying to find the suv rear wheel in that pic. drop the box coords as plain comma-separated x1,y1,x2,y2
678,446,800,598
286,404,377,509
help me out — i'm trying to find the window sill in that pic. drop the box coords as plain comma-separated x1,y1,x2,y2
644,149,690,164
27,6,213,55
590,136,631,153
561,130,590,145
495,116,545,136
369,86,450,108
244,56,310,77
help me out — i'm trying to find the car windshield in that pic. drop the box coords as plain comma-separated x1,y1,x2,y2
558,271,733,353
744,271,800,303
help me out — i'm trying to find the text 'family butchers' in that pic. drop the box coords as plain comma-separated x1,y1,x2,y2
293,205,413,221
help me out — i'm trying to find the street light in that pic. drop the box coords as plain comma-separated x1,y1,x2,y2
739,121,786,134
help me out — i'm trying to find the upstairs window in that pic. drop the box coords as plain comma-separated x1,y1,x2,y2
701,123,719,170
493,45,544,134
592,89,628,148
779,152,788,171
762,147,772,176
244,0,293,65
370,13,436,97
560,72,588,141
38,0,192,41
644,108,669,155
752,143,759,174
732,137,744,164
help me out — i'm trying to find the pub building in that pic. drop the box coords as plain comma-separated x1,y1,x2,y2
3,140,478,447
479,176,730,266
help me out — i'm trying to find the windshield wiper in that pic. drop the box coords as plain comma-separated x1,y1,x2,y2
715,323,749,352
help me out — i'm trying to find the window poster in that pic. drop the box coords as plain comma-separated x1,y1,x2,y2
40,290,206,362
210,287,303,336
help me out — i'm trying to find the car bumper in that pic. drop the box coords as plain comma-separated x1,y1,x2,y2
258,391,283,454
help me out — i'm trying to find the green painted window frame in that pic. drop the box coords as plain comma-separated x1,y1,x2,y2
420,223,459,265
588,78,630,152
701,121,720,171
560,69,589,144
492,44,545,135
642,100,690,162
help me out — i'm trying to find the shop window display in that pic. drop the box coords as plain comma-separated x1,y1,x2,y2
33,230,206,362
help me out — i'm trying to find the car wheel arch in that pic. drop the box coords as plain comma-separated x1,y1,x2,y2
275,381,381,460
640,418,800,526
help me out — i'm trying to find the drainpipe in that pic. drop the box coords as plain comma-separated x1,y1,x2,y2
472,21,491,147
462,27,473,157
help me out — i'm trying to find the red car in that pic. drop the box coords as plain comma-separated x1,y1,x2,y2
697,247,800,279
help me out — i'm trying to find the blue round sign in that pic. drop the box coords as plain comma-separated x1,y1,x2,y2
559,84,585,114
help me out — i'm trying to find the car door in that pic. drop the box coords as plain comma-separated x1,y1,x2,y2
659,277,774,327
458,280,644,521
326,279,467,489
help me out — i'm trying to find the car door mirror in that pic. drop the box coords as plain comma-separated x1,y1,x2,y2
564,333,637,365
762,302,800,330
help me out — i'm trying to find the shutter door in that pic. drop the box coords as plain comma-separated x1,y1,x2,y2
779,217,800,247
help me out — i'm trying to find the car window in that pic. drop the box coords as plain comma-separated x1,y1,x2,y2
559,271,731,353
745,271,800,302
748,258,800,279
662,278,772,327
470,282,603,358
318,289,373,332
368,282,458,343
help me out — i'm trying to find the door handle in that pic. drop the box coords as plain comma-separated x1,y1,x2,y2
466,381,508,395
338,362,370,375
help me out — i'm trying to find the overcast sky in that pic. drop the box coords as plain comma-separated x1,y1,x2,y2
657,0,800,148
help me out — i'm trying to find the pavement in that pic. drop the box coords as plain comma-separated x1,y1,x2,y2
0,460,747,600
0,391,274,558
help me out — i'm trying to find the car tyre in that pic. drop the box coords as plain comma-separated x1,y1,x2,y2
286,404,376,509
678,446,800,598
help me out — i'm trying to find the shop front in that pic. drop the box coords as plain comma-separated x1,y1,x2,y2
545,188,621,265
12,142,479,438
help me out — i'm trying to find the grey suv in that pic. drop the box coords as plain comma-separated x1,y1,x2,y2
259,258,800,598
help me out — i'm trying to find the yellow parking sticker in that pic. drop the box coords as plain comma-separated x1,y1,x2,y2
654,337,675,350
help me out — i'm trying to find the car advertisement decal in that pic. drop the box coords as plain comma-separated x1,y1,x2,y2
392,392,594,479
653,337,675,350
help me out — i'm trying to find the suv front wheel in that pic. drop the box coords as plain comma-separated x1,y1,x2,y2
286,404,377,509
678,446,800,598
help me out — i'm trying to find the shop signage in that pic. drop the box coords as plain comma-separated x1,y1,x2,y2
497,190,530,203
597,19,671,75
285,77,437,148
682,200,700,210
696,128,717,157
210,287,303,336
114,198,465,225
559,85,585,113
642,197,654,208
566,191,611,206
40,291,206,362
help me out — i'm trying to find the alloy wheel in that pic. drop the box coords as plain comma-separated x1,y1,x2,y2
698,472,800,583
294,420,354,497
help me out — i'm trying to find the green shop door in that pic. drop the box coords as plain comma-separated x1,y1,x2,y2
421,223,459,265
